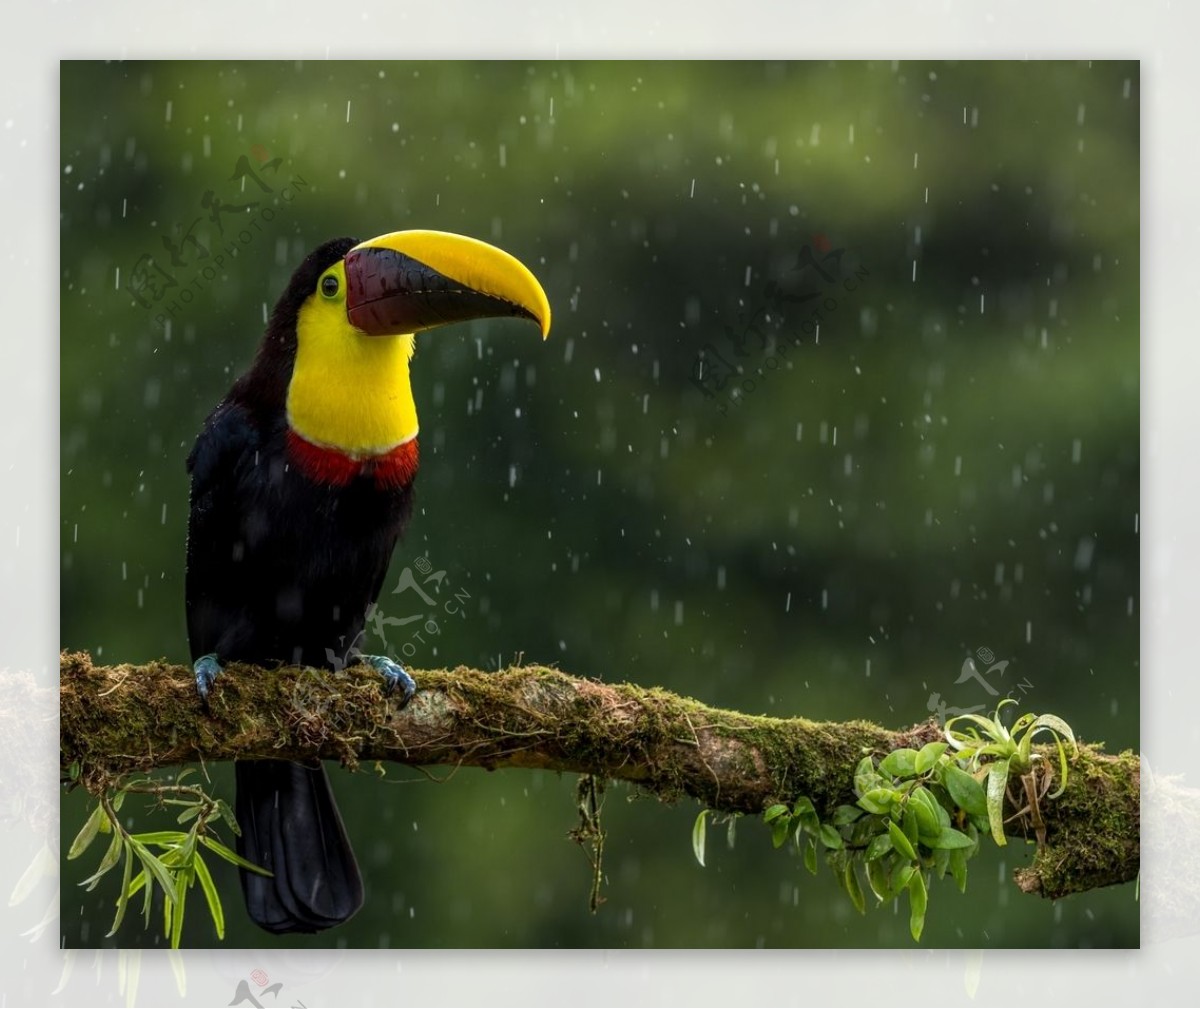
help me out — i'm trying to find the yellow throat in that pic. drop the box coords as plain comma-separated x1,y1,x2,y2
285,264,419,454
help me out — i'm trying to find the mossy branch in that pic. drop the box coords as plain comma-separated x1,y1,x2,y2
59,651,1138,901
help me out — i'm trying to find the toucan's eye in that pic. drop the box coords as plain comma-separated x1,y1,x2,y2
321,275,340,298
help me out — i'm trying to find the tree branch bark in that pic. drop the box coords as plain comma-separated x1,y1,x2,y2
59,651,1138,900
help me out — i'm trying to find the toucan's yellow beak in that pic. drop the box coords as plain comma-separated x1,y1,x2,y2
343,230,551,340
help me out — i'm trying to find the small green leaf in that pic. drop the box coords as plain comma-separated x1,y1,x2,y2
865,853,890,901
854,755,882,796
843,860,866,915
892,861,917,900
198,836,272,876
68,805,108,861
909,788,941,841
887,820,917,861
726,814,737,850
791,797,819,835
914,742,949,775
908,871,928,941
771,818,790,849
763,804,789,824
802,836,818,875
986,759,1011,846
949,848,969,893
941,763,988,816
791,796,816,817
692,810,708,867
193,854,225,941
928,827,975,850
865,833,894,862
858,788,897,815
818,823,843,850
832,804,864,826
176,805,201,825
901,806,920,849
216,799,240,836
932,846,951,879
878,748,918,779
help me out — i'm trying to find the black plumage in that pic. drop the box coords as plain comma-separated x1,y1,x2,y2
185,238,413,934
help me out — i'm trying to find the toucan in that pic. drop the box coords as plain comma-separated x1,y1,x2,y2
184,230,551,934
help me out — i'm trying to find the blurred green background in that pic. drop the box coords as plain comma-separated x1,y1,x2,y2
60,60,1138,948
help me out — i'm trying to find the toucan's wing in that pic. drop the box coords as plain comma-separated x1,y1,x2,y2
184,400,265,660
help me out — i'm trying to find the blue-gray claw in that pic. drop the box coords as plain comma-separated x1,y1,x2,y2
194,653,222,704
363,654,416,706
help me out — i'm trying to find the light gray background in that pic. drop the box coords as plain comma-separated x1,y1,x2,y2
2,2,1190,1004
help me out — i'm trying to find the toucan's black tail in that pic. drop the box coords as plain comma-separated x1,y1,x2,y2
234,760,364,934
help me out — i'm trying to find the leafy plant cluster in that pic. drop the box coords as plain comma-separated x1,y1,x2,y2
66,770,270,948
693,703,1078,941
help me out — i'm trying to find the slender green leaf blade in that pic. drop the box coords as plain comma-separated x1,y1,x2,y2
192,854,225,940
170,870,189,949
216,799,240,836
198,836,272,876
82,831,124,891
68,805,108,861
130,841,178,905
131,831,190,847
986,759,1011,846
692,810,707,867
843,860,866,915
107,843,134,938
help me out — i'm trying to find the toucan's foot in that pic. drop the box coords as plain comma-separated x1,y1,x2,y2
194,653,223,704
362,655,416,706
